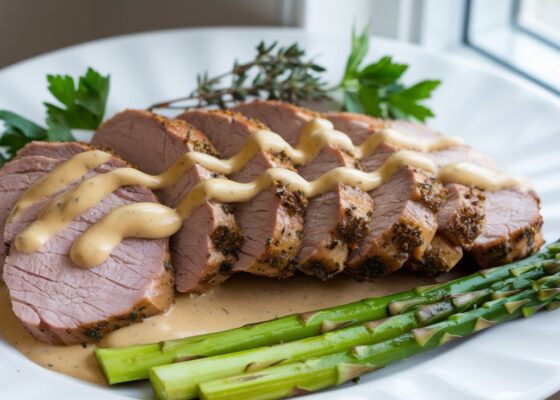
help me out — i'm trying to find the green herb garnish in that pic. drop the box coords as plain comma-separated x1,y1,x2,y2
338,27,441,122
149,42,329,110
0,68,110,166
149,28,440,123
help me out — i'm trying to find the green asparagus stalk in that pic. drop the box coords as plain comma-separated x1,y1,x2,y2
149,288,494,400
95,248,559,384
148,271,559,400
198,287,560,400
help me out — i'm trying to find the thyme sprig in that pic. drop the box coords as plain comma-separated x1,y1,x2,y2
149,42,329,110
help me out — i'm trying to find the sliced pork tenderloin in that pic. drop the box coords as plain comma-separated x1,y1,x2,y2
297,148,373,279
237,101,440,279
470,189,543,267
328,112,482,275
426,144,542,266
1,142,173,345
92,110,243,293
233,101,373,280
177,110,305,278
329,111,543,270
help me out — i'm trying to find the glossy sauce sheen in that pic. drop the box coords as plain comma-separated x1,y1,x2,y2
11,118,525,268
0,272,440,385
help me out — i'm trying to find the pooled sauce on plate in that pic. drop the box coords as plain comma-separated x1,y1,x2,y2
0,271,442,385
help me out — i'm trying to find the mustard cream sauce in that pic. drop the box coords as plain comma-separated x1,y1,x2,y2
11,118,525,268
0,271,448,385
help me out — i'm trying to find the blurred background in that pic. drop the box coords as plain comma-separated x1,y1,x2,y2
1,0,559,95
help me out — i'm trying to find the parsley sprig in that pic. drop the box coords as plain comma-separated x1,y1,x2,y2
338,28,440,122
0,68,109,166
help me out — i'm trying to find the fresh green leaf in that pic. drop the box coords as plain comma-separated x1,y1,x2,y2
359,56,408,86
0,67,110,165
46,125,74,142
45,67,110,130
343,91,364,113
0,111,47,162
47,74,77,108
0,110,47,139
357,86,382,116
387,95,435,122
396,80,441,101
45,107,74,141
0,126,32,157
76,67,110,123
337,26,441,122
342,26,370,81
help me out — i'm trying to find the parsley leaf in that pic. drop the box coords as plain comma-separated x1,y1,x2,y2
343,27,370,81
45,67,110,130
0,68,110,166
339,28,440,122
0,111,47,160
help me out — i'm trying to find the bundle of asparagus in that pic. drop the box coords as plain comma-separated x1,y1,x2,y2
95,243,560,400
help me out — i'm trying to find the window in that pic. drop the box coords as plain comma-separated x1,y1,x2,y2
517,0,560,47
465,0,560,94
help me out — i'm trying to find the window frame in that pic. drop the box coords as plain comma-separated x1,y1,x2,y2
463,0,560,95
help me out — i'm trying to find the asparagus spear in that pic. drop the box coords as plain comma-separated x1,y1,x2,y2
149,288,494,400
95,248,559,384
198,286,560,400
147,271,558,400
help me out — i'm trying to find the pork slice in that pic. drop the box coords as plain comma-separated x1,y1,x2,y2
470,189,543,267
233,100,318,146
434,183,485,248
16,140,92,159
177,110,305,278
1,142,173,345
345,165,441,280
0,143,125,276
93,109,242,293
0,156,64,275
321,112,443,277
407,235,463,277
297,148,373,279
233,101,374,279
427,145,543,266
326,112,440,144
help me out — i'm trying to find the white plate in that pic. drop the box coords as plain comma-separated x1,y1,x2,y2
1,27,559,400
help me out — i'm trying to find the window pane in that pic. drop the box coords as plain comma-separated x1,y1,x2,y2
518,0,560,45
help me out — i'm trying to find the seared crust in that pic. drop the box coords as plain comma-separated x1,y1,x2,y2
407,235,463,277
470,189,544,267
345,167,443,280
437,184,486,248
177,109,305,278
233,101,374,280
297,155,373,280
72,257,174,344
327,111,482,277
175,123,244,293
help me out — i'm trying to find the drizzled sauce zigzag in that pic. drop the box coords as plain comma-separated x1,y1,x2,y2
9,118,525,268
